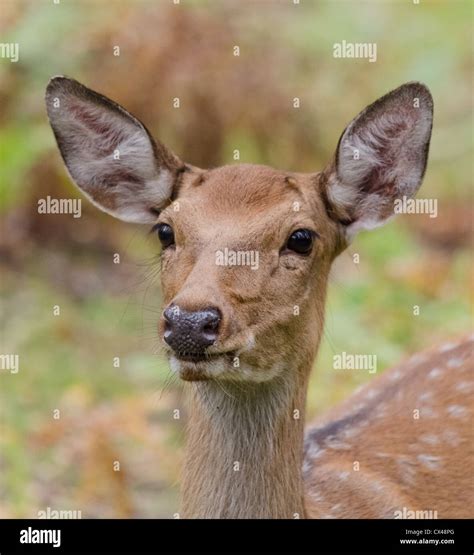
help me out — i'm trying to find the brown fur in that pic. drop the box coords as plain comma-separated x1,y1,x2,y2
304,339,473,519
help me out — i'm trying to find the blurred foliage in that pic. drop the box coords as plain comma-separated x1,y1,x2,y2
0,0,472,517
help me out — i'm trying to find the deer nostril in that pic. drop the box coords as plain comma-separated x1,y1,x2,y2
163,320,172,340
203,322,218,333
200,308,221,337
163,306,178,344
203,316,220,332
202,325,218,342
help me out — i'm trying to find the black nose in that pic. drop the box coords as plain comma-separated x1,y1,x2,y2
163,305,221,360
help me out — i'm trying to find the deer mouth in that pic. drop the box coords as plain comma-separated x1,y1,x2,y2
170,351,237,381
174,351,221,363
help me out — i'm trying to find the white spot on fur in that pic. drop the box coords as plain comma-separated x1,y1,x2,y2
447,405,468,418
417,454,442,471
409,353,426,366
418,392,433,403
324,436,351,450
365,389,377,400
439,342,457,353
442,430,460,447
454,381,473,393
389,370,402,382
342,427,359,440
396,456,417,485
428,367,442,380
420,434,439,446
447,357,463,369
368,480,387,494
309,490,324,503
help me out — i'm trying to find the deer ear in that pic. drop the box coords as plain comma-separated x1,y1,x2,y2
323,82,433,238
45,76,184,223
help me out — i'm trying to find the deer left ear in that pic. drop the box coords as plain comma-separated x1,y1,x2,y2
323,82,433,238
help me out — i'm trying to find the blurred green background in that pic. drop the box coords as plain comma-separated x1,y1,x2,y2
0,0,472,518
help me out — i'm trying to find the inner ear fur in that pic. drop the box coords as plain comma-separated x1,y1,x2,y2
45,76,184,223
323,82,433,236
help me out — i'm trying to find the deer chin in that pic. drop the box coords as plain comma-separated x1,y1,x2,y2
169,352,287,383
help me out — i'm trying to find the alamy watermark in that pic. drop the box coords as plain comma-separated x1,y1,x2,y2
394,507,438,519
0,43,19,63
394,196,438,218
215,248,259,271
20,528,61,548
333,352,377,374
38,196,82,218
38,506,82,519
0,354,19,374
333,41,377,63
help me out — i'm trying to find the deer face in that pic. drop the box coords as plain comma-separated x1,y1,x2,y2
154,164,340,381
46,77,433,382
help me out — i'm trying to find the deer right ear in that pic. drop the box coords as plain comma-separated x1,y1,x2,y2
45,76,184,223
322,82,433,239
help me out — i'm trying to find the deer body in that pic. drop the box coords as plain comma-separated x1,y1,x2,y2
46,77,473,519
304,338,473,519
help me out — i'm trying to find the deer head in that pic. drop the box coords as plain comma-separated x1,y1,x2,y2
46,77,434,519
46,77,433,385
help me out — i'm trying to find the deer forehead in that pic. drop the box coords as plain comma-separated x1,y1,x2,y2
165,164,330,240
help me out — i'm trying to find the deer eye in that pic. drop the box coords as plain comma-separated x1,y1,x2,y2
154,223,175,249
285,229,315,255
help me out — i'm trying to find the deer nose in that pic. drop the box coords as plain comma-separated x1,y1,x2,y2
162,305,221,359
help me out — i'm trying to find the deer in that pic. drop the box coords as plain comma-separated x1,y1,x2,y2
45,77,473,519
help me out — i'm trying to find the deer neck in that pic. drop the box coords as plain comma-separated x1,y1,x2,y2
181,363,311,519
